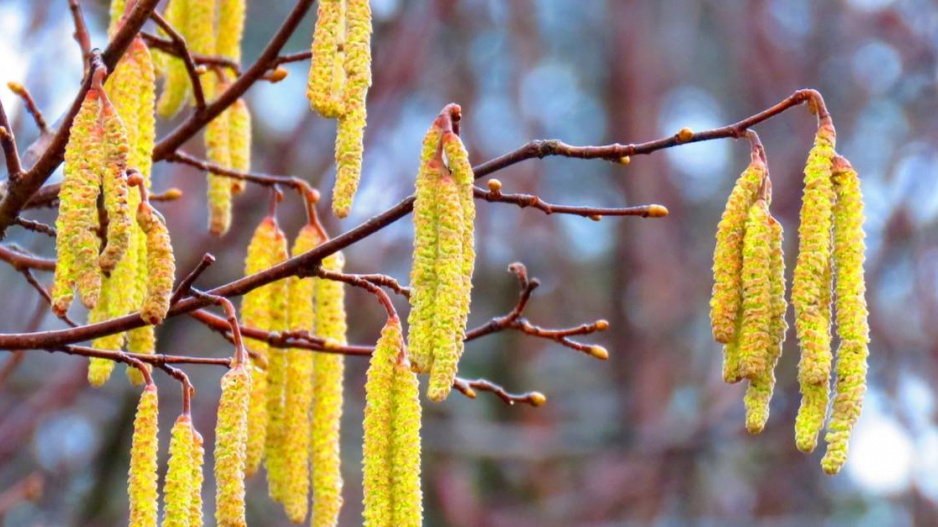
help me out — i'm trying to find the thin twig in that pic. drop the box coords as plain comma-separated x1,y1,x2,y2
0,99,23,179
358,273,411,298
474,186,668,220
6,83,48,134
166,151,314,193
11,217,55,237
18,267,77,327
67,0,92,64
140,32,241,74
188,289,248,366
170,253,216,305
0,244,56,272
314,268,398,319
453,378,547,407
149,11,206,111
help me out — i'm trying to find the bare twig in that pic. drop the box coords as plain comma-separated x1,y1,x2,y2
358,273,412,298
67,0,92,64
0,99,23,179
171,253,216,305
140,32,241,74
188,289,248,366
11,217,55,237
0,244,56,272
453,378,547,407
6,83,48,134
474,186,668,220
149,11,206,111
166,151,314,193
314,268,398,319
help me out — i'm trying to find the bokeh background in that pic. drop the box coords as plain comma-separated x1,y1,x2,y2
1,0,938,525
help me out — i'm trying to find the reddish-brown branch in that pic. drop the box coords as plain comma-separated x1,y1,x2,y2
188,289,248,366
0,98,22,179
166,151,314,193
149,11,206,112
140,32,241,74
474,186,669,220
0,244,56,272
18,267,77,327
11,217,55,237
171,253,216,305
6,83,48,134
358,273,411,298
67,0,92,64
453,378,547,407
314,268,398,319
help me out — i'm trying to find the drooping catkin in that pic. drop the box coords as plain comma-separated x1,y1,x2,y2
137,202,176,325
53,89,105,313
426,173,467,402
821,156,869,475
744,213,787,434
214,365,252,527
189,429,205,527
263,227,291,503
98,98,133,273
217,0,246,64
240,217,279,476
205,78,234,236
737,200,772,381
793,123,837,453
362,317,423,527
88,283,121,386
406,124,445,374
108,0,126,37
711,157,766,383
129,384,160,527
331,0,373,218
156,0,191,118
282,225,321,523
311,251,347,527
228,98,251,194
308,0,346,118
442,132,476,368
162,415,194,527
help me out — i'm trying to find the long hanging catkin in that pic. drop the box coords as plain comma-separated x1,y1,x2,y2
736,199,772,381
228,97,252,194
156,0,191,118
98,97,133,274
311,251,347,527
206,78,234,236
308,0,346,118
711,154,766,383
136,200,176,326
821,156,869,475
215,364,252,527
282,224,321,523
162,415,194,527
52,87,103,314
129,383,160,527
189,429,205,527
362,316,423,527
263,226,291,503
793,123,837,453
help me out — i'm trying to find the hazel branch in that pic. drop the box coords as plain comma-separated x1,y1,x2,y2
314,268,398,320
474,184,669,220
453,378,547,407
166,151,314,194
170,253,216,305
11,217,55,237
67,0,92,65
188,289,248,366
6,83,48,134
0,98,23,179
149,10,207,112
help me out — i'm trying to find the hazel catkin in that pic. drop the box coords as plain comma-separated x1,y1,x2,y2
217,0,246,65
821,156,869,475
214,365,252,527
162,415,194,527
263,226,291,503
98,98,133,274
736,200,772,381
311,251,347,527
156,0,192,118
281,225,321,523
129,384,160,527
308,0,346,118
205,78,234,236
228,98,252,195
189,429,205,527
137,201,176,325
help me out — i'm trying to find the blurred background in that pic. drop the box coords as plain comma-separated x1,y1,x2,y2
1,0,937,525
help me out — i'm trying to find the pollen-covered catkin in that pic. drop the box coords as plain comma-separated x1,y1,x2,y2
162,415,194,527
129,384,159,527
711,157,766,383
217,0,246,64
821,156,869,475
744,213,787,434
87,285,121,387
189,429,205,527
156,0,191,118
214,365,251,527
308,0,345,118
793,124,837,453
98,98,133,273
186,0,217,99
108,0,126,36
311,251,347,527
737,200,772,380
240,217,279,476
137,202,176,325
362,316,423,527
331,0,373,218
442,132,476,366
205,79,234,236
282,225,321,523
263,228,290,503
406,124,445,374
228,98,251,194
427,173,466,402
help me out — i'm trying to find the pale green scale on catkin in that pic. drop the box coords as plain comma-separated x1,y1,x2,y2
156,0,191,118
189,430,205,527
711,159,766,384
263,226,291,504
228,98,251,194
137,203,175,325
737,200,772,380
821,157,870,475
186,0,217,99
407,125,445,374
311,251,347,527
426,175,466,402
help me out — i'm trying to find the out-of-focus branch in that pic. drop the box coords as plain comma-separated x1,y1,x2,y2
6,83,48,134
67,0,92,64
11,217,55,237
453,378,547,407
0,472,43,516
165,151,315,194
0,98,23,179
0,244,56,272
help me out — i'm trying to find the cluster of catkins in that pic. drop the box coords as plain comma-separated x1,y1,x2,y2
710,122,869,475
307,0,373,218
407,108,476,402
158,0,253,235
53,48,175,388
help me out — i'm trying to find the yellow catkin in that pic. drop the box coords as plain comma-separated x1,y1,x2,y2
264,227,291,503
108,0,127,37
129,384,160,527
362,317,423,527
240,217,279,476
744,213,787,434
737,200,772,380
205,78,233,236
426,173,466,402
311,251,347,527
52,89,103,314
331,0,373,218
308,0,346,118
821,156,870,475
98,98,133,273
711,157,766,383
162,415,194,527
87,283,121,386
793,124,837,453
228,98,251,194
156,0,191,118
189,429,205,527
137,202,176,325
282,225,321,523
215,365,251,527
187,0,217,100
217,0,246,64
406,124,445,374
